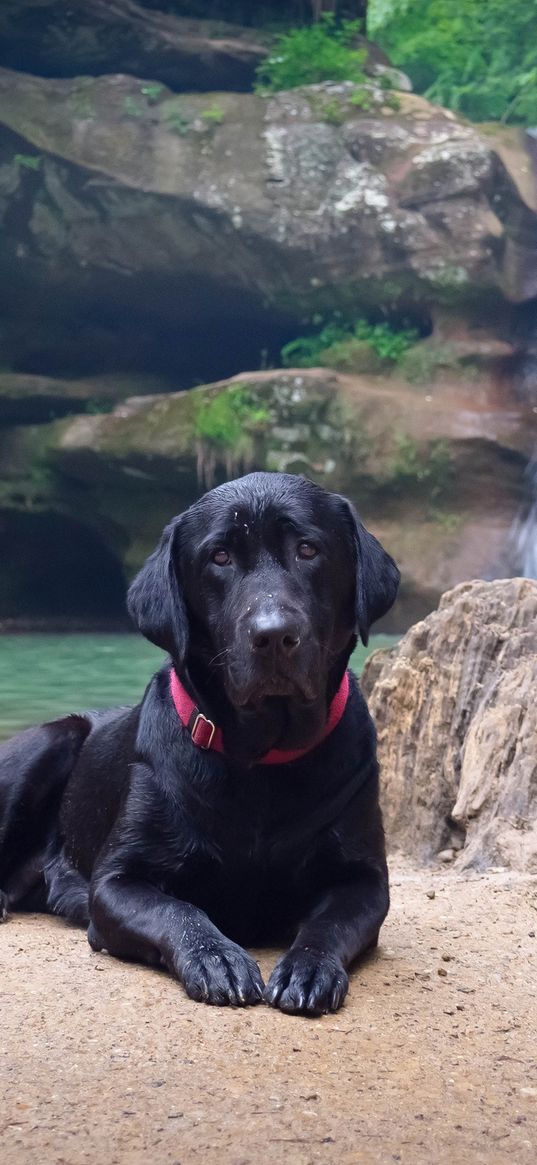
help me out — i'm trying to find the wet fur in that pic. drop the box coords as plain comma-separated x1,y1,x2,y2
0,472,399,1014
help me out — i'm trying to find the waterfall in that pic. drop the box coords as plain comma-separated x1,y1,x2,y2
511,455,537,578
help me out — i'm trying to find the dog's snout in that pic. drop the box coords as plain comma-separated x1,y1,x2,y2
250,612,301,656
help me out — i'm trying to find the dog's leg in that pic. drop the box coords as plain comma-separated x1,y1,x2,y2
265,864,389,1015
89,875,265,1006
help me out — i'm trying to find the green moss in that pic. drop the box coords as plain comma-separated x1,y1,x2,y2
313,337,385,374
193,384,270,446
165,109,192,136
400,341,464,385
122,96,146,119
306,91,347,125
140,83,165,105
122,87,166,118
389,434,453,502
429,508,461,532
349,88,374,112
201,105,225,125
14,153,42,171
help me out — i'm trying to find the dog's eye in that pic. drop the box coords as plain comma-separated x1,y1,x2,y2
212,548,231,566
297,542,318,560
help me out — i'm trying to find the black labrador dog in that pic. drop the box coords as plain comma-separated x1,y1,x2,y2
0,472,399,1015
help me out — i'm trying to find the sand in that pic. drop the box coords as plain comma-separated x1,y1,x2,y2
2,862,536,1165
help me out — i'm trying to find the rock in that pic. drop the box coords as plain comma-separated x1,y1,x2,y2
0,72,537,380
0,371,171,424
0,369,531,620
362,578,537,872
0,2,268,92
369,64,413,93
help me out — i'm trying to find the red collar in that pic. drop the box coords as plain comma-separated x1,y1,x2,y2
169,668,350,765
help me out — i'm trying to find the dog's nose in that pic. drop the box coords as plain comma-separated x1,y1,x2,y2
250,612,301,656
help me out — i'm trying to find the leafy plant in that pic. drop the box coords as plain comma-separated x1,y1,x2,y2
281,320,347,367
14,154,42,171
369,0,537,124
194,385,270,446
166,109,192,135
281,317,418,368
354,319,418,361
319,95,345,124
201,105,225,125
140,83,165,104
255,15,367,92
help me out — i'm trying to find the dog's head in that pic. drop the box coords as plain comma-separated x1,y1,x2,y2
128,472,399,716
128,473,399,714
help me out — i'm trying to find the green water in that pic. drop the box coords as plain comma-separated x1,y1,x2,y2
0,633,398,741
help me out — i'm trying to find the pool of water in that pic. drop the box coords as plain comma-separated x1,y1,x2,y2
0,633,398,741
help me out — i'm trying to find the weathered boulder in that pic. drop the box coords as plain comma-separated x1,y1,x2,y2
1,70,536,379
0,369,531,624
0,2,268,92
362,578,537,871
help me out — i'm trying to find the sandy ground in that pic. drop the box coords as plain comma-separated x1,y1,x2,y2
2,862,537,1165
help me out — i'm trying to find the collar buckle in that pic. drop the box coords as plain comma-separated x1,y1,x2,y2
190,711,216,750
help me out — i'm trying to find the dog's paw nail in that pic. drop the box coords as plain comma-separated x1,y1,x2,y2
181,943,265,1007
266,950,348,1015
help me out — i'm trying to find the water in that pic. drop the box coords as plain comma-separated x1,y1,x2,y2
0,634,164,741
0,633,398,741
510,455,537,578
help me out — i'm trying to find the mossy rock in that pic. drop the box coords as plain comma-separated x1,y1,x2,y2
317,338,389,375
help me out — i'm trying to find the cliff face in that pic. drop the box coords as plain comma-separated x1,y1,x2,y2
0,4,537,624
362,578,537,872
1,68,536,381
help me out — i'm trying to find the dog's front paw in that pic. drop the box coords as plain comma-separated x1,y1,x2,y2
178,941,265,1007
264,948,348,1015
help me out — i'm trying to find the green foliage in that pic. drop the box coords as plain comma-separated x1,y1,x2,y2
399,341,469,385
255,15,367,92
281,321,347,367
165,108,192,135
354,319,418,361
194,385,270,446
369,0,537,124
123,87,166,117
201,105,225,125
140,83,165,104
281,317,418,369
14,154,42,171
319,95,346,124
349,82,401,113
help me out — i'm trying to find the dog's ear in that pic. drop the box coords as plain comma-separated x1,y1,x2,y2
338,497,400,646
127,517,188,663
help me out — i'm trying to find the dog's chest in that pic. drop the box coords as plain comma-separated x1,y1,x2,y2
159,770,331,928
